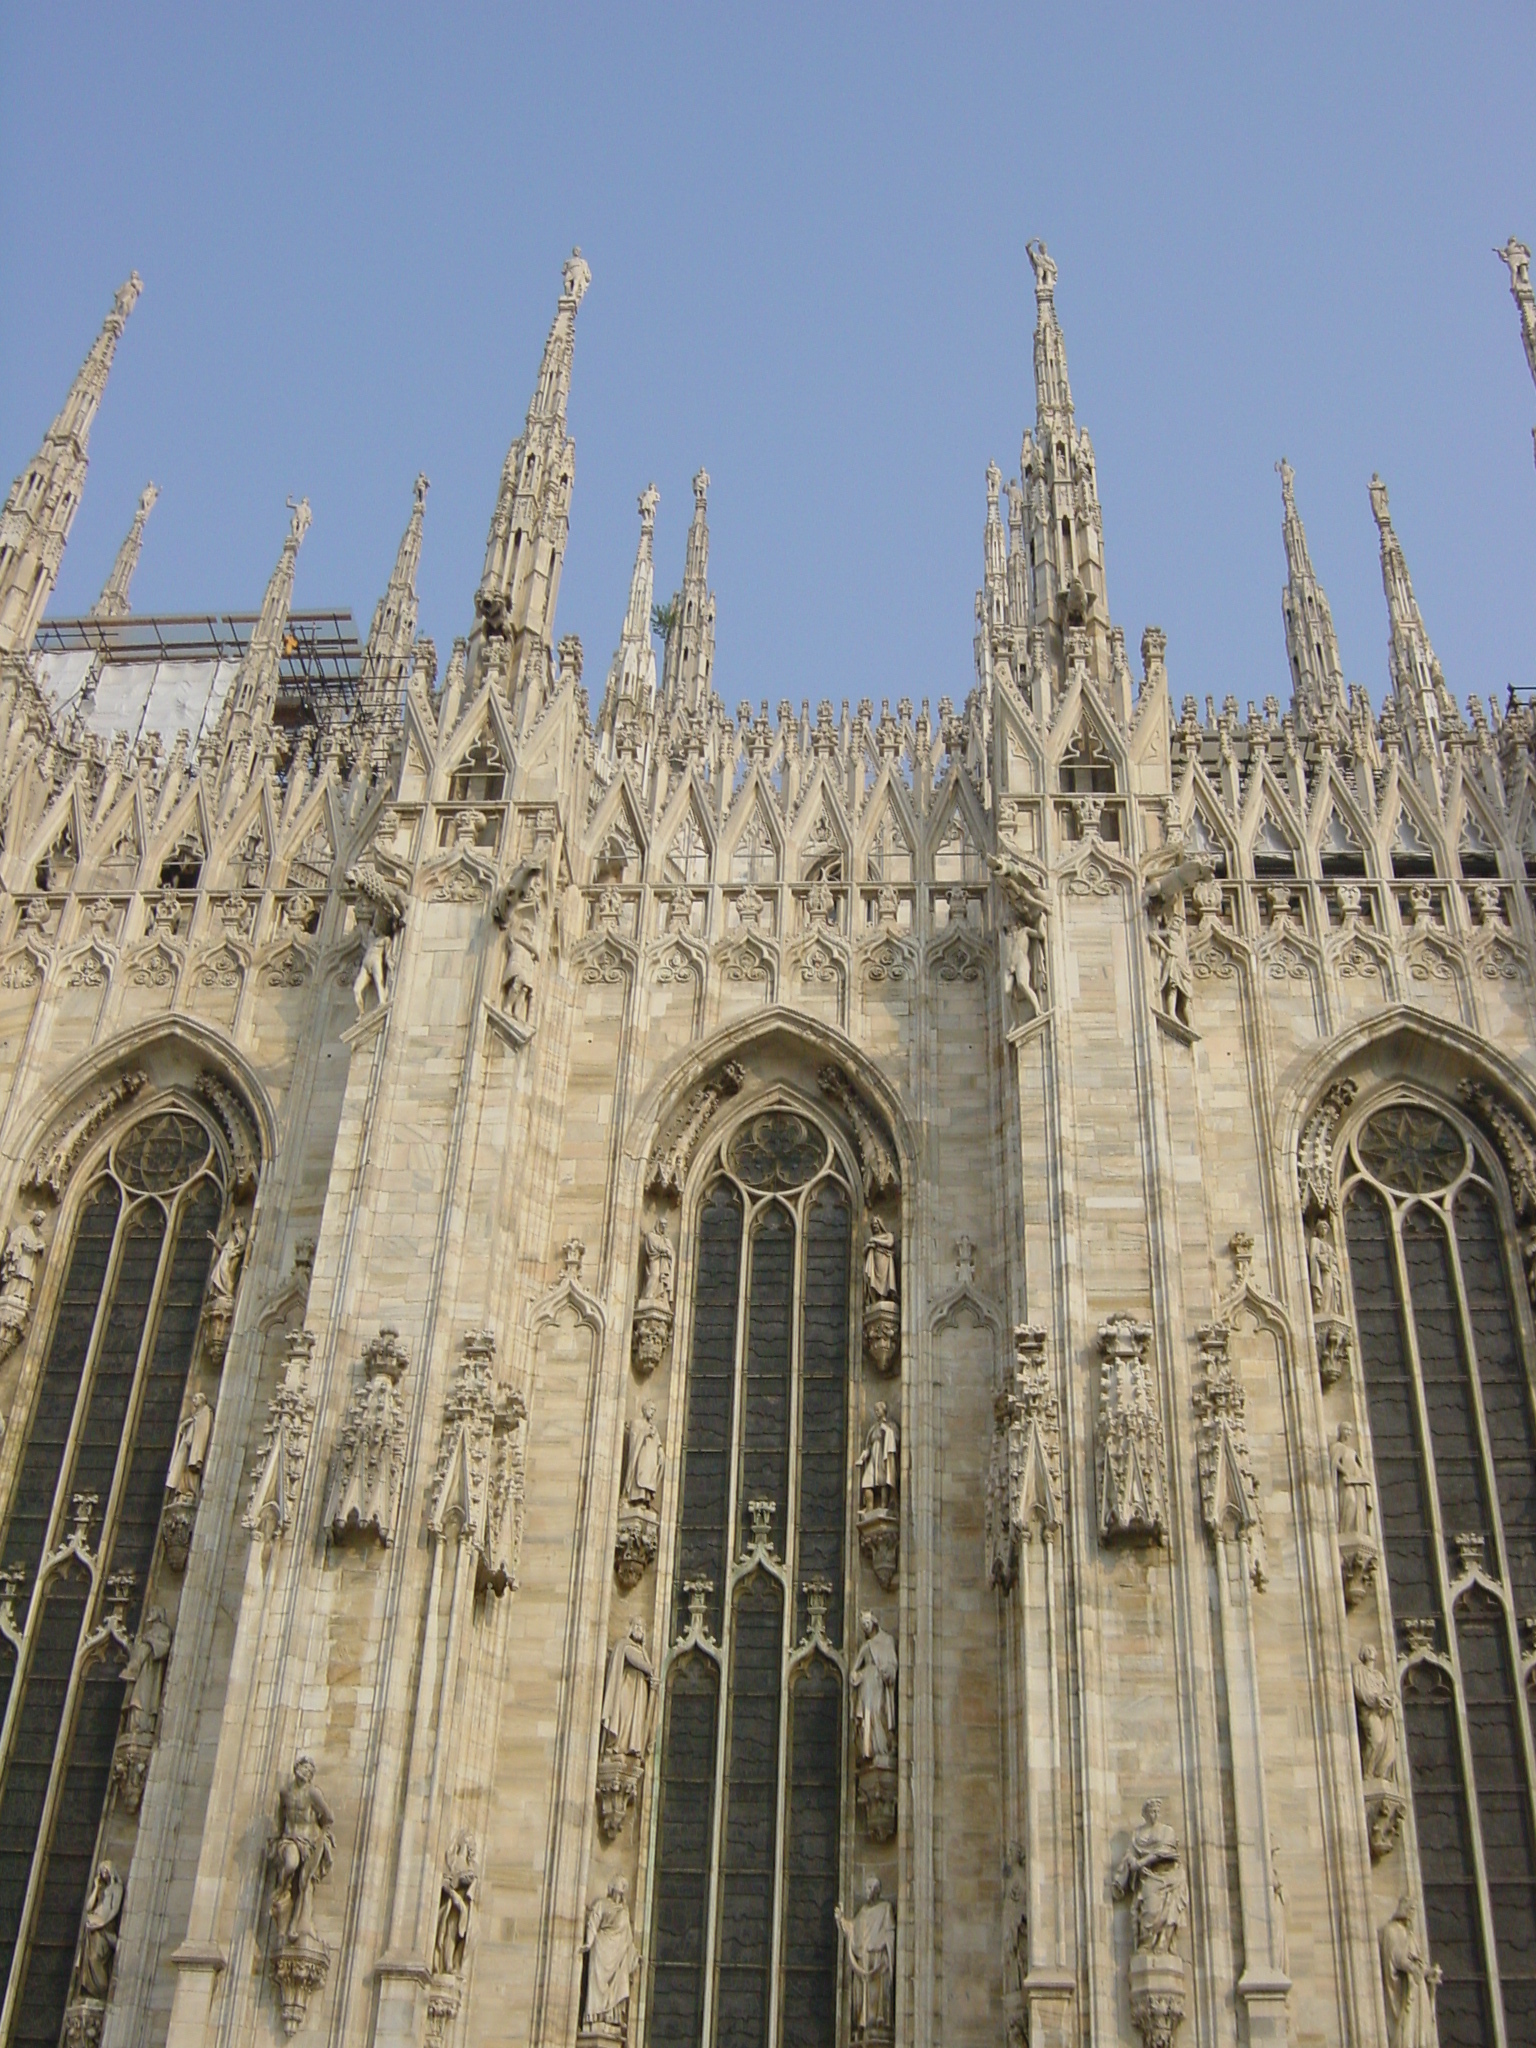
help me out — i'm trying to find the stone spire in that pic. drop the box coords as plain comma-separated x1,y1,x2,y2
359,474,427,719
660,468,717,713
600,486,659,740
89,481,159,620
0,273,142,654
1369,474,1451,756
208,497,310,790
1276,460,1345,725
475,250,591,687
986,242,1111,705
1495,238,1536,467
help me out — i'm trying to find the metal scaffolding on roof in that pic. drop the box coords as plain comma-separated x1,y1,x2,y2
34,610,362,724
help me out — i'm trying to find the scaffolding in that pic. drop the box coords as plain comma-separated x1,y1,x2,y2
34,611,362,728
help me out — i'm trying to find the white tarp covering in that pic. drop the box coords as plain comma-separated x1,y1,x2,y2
35,652,240,746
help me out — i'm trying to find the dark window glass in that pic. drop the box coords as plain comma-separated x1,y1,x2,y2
649,1658,720,2048
1457,1590,1536,2038
1401,1659,1493,2043
741,1209,793,1558
675,1185,743,1642
1401,1206,1488,1543
781,1662,842,2048
1458,1185,1536,1611
797,1186,850,1646
715,1577,783,2048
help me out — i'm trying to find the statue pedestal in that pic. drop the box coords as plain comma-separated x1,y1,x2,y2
272,1933,330,2038
595,1753,643,1841
1314,1314,1352,1387
1338,1534,1378,1609
1364,1779,1406,1860
856,1758,897,1841
857,1504,899,1589
614,1506,659,1591
863,1301,900,1377
630,1303,672,1377
1128,1951,1185,2048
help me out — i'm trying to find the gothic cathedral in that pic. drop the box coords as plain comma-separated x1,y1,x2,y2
0,240,1535,2048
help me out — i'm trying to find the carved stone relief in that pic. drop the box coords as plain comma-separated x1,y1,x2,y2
110,1604,172,1814
0,1208,46,1358
1095,1317,1167,1545
428,1829,479,2041
64,1859,122,2046
1191,1323,1265,1588
817,1065,900,1198
200,1215,246,1366
1378,1894,1439,2046
986,1324,1062,1590
23,1069,148,1199
429,1328,528,1595
245,1331,318,1548
324,1328,409,1547
646,1061,745,1195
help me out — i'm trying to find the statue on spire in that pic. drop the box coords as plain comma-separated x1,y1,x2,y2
563,248,592,306
1495,237,1536,466
90,482,159,621
1026,239,1058,296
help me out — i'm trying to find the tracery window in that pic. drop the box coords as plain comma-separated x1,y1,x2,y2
647,1107,858,2048
0,1104,228,2044
1340,1097,1536,2043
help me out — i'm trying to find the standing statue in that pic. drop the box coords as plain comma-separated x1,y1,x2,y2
206,1217,247,1304
835,1875,896,2042
1309,1221,1344,1317
347,864,405,1016
269,1754,336,1945
1112,1799,1189,1955
1025,239,1058,295
1379,1895,1440,2048
494,863,547,1024
988,854,1049,1015
637,1215,675,1310
1150,905,1194,1030
121,1605,173,1737
433,1832,479,1978
864,1219,898,1309
859,1403,900,1512
599,1620,656,1761
78,1861,124,1999
850,1612,898,1765
1331,1425,1374,1539
621,1401,665,1513
0,1209,46,1355
580,1879,641,2037
166,1391,215,1496
1353,1645,1399,1784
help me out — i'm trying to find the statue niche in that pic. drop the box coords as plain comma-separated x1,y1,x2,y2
614,1400,665,1591
862,1215,900,1376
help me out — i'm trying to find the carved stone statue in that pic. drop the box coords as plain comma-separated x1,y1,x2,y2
1379,1895,1440,2048
835,1875,896,2043
166,1391,214,1496
988,853,1049,1015
637,1215,675,1310
121,1605,172,1737
621,1401,664,1512
864,1219,898,1307
1354,1645,1399,1784
850,1611,898,1766
1331,1425,1374,1539
580,1879,641,2039
0,1209,45,1355
433,1832,479,1978
269,1753,335,1946
1309,1220,1344,1317
1150,905,1194,1030
1112,1799,1189,1956
600,1620,656,1762
207,1217,247,1303
494,863,547,1024
348,865,405,1015
78,1860,123,1999
859,1404,900,1511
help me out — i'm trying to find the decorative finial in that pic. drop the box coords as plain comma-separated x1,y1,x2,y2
561,1237,586,1281
114,273,144,320
1026,239,1057,296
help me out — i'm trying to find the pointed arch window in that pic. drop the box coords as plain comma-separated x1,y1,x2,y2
647,1107,862,2048
1338,1098,1536,2041
0,1104,229,2043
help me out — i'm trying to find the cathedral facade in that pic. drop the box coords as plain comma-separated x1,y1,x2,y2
0,239,1534,2048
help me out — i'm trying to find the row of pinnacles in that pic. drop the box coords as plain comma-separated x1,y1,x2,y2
1,243,1534,1041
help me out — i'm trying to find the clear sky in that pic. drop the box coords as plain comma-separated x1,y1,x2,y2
3,5,1534,721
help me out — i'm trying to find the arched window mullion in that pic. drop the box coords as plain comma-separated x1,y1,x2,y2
1436,1187,1536,1860
1382,1188,1510,2033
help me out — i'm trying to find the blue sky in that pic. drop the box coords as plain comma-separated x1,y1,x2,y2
3,5,1534,719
